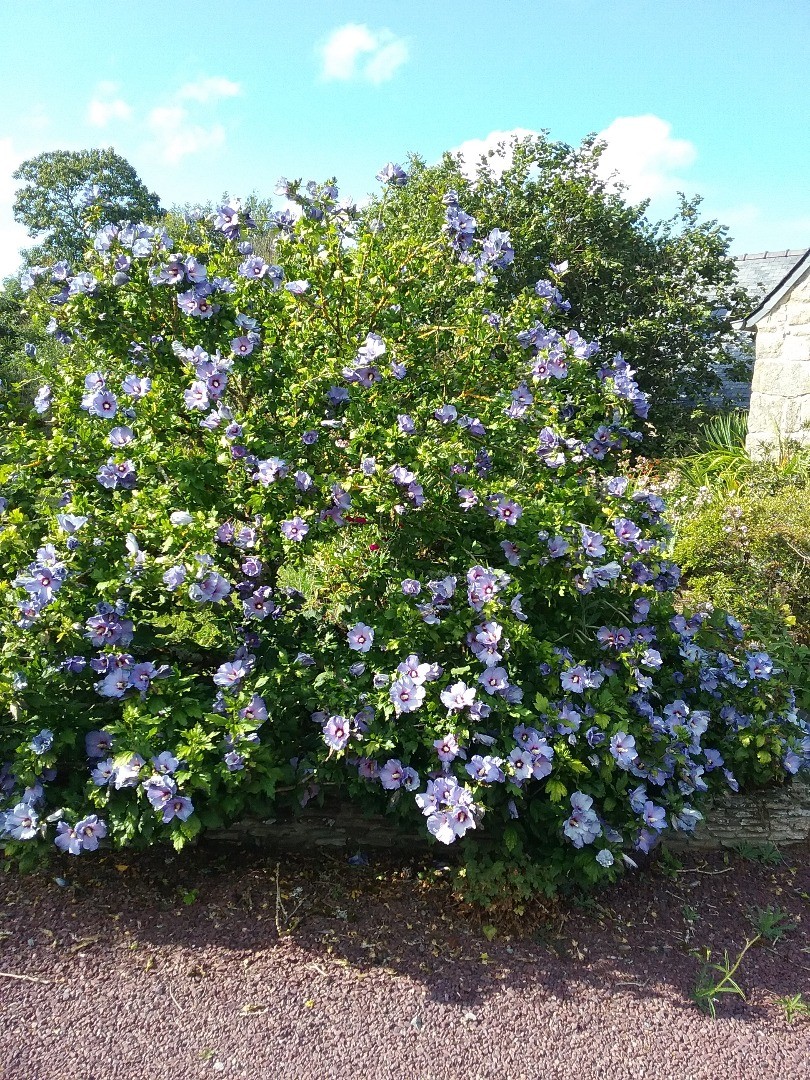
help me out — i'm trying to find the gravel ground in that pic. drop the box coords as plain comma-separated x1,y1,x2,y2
0,841,808,1080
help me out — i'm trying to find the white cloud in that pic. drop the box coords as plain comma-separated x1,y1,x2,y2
137,76,240,166
88,97,133,128
0,137,33,278
176,76,241,103
320,24,376,79
320,23,408,83
146,104,225,166
450,128,541,179
86,82,133,128
364,39,409,85
595,115,697,202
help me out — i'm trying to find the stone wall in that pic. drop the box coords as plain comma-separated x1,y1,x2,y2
746,266,810,458
669,778,810,851
209,779,810,854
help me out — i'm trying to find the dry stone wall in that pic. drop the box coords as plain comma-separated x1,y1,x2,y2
670,778,810,851
209,779,810,854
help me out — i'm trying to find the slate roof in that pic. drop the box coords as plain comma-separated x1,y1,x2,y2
734,248,809,307
738,249,810,330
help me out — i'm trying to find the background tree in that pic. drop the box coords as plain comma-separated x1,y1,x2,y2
367,134,751,447
12,148,163,264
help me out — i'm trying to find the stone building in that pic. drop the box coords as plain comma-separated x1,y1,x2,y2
736,248,810,457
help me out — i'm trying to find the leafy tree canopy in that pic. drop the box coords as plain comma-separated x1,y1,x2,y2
12,148,163,265
366,134,751,443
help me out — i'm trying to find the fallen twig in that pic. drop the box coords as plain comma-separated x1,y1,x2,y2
0,971,55,984
672,866,735,875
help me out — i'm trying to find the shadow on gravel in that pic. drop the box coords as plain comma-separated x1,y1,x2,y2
2,840,808,1025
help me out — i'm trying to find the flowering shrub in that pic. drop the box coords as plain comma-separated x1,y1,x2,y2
1,166,807,892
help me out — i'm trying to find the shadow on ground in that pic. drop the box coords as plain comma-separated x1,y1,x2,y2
2,838,808,1020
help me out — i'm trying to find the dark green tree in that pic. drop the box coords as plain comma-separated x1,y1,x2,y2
368,134,750,445
12,147,163,264
0,275,29,356
0,274,67,412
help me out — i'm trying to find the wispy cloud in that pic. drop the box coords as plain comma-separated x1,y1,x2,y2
88,98,133,128
176,76,241,104
20,105,51,133
319,23,408,84
146,105,226,167
87,82,133,128
595,115,697,202
139,75,243,165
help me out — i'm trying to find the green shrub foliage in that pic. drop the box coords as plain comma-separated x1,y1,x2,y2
672,468,810,718
0,168,806,890
674,474,810,641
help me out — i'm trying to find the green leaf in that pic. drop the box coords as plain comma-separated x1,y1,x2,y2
547,779,568,803
503,825,520,853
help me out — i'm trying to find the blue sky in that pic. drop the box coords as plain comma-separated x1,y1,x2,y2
1,0,808,276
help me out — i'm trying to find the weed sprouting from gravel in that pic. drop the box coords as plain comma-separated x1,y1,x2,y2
774,993,810,1024
691,936,760,1018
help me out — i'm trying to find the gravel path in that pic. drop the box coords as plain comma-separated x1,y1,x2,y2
1,842,808,1079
